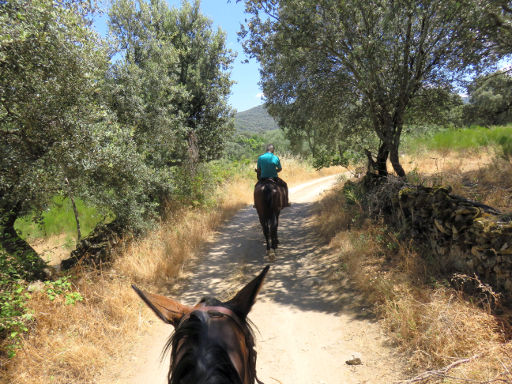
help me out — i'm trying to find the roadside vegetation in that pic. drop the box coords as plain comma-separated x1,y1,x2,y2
315,129,512,382
0,155,336,384
315,193,511,381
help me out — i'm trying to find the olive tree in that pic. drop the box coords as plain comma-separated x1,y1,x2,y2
107,0,235,173
0,0,150,277
238,0,505,176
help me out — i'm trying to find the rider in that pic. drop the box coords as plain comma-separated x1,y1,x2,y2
256,144,290,207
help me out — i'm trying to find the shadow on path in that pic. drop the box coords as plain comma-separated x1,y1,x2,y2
175,200,374,321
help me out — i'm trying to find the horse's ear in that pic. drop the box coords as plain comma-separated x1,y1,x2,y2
226,265,269,320
132,285,191,327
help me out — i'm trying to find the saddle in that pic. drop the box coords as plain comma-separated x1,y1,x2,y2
257,177,278,186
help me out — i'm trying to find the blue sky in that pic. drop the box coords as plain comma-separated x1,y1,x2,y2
92,0,262,113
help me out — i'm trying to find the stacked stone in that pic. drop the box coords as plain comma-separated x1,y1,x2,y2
396,184,512,301
61,221,123,270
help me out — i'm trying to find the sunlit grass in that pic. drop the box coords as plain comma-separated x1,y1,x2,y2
407,124,512,152
14,196,110,241
314,182,511,381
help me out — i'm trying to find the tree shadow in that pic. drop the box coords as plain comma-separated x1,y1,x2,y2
173,202,375,322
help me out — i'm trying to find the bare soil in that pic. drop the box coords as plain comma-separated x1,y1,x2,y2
98,174,406,384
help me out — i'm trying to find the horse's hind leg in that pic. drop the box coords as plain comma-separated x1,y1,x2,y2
259,217,271,250
275,212,280,246
270,214,278,250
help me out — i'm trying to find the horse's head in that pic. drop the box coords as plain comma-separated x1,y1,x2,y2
132,265,269,384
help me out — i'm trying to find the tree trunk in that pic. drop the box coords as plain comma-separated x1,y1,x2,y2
0,204,48,280
376,143,389,176
65,178,81,244
187,130,199,176
389,146,406,177
365,143,389,176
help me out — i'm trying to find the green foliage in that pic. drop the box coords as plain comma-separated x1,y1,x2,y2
172,157,256,208
0,248,84,358
408,125,512,152
342,181,363,208
107,0,235,167
0,250,33,358
401,124,447,154
0,0,110,212
474,1,512,56
0,0,157,268
464,71,512,127
405,87,465,128
44,277,83,305
224,130,291,161
1,0,238,275
498,134,512,161
207,159,253,182
15,196,111,241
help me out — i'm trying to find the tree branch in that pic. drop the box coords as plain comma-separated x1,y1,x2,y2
395,354,493,384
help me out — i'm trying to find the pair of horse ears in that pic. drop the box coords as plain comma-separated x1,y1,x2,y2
132,265,270,327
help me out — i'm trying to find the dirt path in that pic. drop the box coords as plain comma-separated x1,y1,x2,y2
101,174,405,384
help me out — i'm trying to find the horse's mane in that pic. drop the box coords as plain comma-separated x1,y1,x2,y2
164,297,260,384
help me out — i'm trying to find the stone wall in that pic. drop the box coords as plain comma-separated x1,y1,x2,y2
61,221,124,270
360,174,512,302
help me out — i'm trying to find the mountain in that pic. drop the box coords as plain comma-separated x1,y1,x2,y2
234,105,280,132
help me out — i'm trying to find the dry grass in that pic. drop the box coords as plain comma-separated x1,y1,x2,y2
314,182,512,382
115,179,251,286
401,149,512,212
0,159,334,384
1,275,149,384
279,155,343,186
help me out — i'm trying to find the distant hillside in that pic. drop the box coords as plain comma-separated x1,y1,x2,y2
234,105,280,132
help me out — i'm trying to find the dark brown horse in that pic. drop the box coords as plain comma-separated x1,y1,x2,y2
132,265,269,384
254,179,285,253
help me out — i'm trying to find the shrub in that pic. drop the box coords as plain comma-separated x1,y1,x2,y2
498,135,512,161
0,251,33,358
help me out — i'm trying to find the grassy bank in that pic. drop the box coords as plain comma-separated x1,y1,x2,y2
405,124,512,157
0,157,338,384
314,167,512,382
14,196,110,243
400,149,512,212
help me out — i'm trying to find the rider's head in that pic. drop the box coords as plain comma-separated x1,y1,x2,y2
266,144,275,153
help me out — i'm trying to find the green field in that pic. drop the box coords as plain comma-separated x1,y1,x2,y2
14,196,109,242
406,124,512,155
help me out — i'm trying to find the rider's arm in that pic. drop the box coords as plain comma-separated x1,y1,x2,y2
275,156,282,173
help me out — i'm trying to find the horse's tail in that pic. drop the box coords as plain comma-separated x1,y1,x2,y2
263,184,273,208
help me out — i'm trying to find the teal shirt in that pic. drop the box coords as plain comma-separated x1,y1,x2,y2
257,152,281,178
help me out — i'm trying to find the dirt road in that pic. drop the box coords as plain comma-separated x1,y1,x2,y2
103,174,405,384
